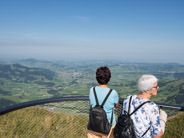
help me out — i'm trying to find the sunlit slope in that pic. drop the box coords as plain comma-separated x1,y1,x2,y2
0,64,57,108
0,107,88,138
162,78,184,105
152,78,184,105
163,112,184,138
0,64,55,82
0,107,183,138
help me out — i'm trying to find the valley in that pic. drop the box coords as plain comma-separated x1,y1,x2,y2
0,59,184,108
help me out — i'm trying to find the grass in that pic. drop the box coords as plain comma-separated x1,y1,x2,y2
163,112,184,138
0,106,184,138
0,107,88,138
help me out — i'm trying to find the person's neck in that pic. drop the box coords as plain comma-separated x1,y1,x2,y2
137,92,151,100
98,84,108,88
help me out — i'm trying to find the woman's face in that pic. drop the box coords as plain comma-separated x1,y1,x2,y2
149,82,159,96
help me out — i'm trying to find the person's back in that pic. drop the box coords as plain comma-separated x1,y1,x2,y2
89,86,118,126
123,95,160,138
87,67,119,138
122,75,167,138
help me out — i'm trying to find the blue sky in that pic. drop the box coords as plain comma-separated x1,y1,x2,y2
0,0,184,63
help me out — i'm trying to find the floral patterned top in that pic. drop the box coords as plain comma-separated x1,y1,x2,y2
122,95,162,138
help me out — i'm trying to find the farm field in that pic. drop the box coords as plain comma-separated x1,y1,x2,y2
0,59,184,108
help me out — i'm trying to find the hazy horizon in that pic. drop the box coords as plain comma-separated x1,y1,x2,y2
0,0,184,64
1,57,184,66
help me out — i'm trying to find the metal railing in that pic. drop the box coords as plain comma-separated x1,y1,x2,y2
0,97,184,115
0,96,184,138
0,96,89,115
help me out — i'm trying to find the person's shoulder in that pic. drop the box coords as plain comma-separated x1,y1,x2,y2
111,89,117,93
145,101,159,111
126,95,135,99
135,96,158,108
90,87,94,91
109,89,119,103
123,95,132,103
148,101,158,107
89,87,95,95
110,89,119,97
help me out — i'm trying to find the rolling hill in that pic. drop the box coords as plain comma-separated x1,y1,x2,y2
0,64,55,83
1,60,184,109
152,78,184,106
0,64,56,108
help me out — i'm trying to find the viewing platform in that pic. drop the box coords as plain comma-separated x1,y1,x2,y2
0,96,184,137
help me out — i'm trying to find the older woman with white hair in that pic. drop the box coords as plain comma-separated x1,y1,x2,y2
122,75,167,138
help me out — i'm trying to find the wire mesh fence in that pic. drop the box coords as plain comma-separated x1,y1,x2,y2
0,97,183,138
0,100,122,138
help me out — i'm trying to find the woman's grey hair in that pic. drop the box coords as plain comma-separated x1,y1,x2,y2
138,75,158,93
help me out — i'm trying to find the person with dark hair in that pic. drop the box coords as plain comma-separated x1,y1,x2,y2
96,67,111,85
88,67,119,138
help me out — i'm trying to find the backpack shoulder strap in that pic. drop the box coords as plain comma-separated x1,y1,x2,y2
101,88,113,126
128,96,151,136
101,89,113,107
130,100,151,116
110,109,113,125
128,96,133,115
93,87,99,106
142,126,151,137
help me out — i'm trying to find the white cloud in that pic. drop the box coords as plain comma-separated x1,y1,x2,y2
72,16,90,22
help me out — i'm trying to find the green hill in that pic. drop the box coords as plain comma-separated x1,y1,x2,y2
0,64,57,108
152,78,184,106
0,107,183,138
1,62,184,108
162,79,184,105
0,64,55,83
163,112,184,138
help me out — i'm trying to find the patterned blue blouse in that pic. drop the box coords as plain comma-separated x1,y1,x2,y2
122,95,162,138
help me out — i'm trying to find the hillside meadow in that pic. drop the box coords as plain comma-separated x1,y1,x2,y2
0,107,183,138
163,112,184,138
0,107,88,138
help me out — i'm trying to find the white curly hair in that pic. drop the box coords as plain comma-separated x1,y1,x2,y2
138,74,158,93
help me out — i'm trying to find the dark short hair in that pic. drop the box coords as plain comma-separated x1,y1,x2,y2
96,67,111,85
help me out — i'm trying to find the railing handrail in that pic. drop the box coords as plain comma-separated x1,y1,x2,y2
0,96,184,115
119,98,184,111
